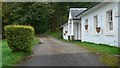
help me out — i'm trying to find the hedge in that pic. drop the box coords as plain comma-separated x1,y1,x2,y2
4,25,35,53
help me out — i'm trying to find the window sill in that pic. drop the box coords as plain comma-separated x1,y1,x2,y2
105,34,114,36
105,31,115,36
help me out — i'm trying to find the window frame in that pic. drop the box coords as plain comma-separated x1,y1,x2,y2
84,19,88,33
94,15,98,27
106,10,113,31
85,19,88,25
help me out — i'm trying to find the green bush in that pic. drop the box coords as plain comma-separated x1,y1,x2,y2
4,25,35,53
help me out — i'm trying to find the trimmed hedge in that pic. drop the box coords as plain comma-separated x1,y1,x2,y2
4,25,35,53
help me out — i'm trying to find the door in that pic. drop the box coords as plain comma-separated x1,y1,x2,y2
74,22,81,40
74,23,79,40
76,22,82,40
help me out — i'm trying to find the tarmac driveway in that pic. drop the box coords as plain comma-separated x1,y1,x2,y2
17,35,106,66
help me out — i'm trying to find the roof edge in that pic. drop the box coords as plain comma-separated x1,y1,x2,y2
76,2,100,17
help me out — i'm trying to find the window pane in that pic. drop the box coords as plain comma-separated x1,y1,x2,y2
110,17,112,21
110,11,112,17
107,10,113,31
85,19,88,25
94,15,98,27
109,22,113,30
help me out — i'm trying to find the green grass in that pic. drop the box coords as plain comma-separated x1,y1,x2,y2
72,41,119,66
100,54,119,66
32,37,40,46
47,30,61,39
49,31,120,66
73,41,120,54
0,40,2,68
1,36,40,66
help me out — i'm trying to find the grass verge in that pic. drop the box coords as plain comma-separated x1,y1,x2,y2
47,30,61,39
49,31,120,66
1,36,40,67
72,41,120,66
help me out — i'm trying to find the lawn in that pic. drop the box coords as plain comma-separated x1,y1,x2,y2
73,41,120,54
47,30,61,39
0,40,2,68
72,41,120,66
1,37,40,67
49,31,120,66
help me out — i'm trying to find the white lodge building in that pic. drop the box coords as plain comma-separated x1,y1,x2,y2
62,2,120,47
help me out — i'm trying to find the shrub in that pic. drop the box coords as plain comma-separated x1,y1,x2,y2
4,25,35,53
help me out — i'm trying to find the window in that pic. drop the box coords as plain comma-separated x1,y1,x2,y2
106,10,113,31
94,15,98,27
85,19,88,25
84,19,88,31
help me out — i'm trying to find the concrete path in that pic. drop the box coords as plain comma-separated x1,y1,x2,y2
17,35,106,66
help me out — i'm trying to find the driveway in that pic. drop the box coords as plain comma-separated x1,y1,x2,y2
17,35,106,66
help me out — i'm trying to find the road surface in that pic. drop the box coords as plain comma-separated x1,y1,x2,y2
17,35,106,66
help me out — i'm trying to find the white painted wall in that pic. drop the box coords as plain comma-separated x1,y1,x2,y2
74,23,78,40
68,12,72,36
67,8,86,40
73,20,81,40
68,12,74,36
118,1,120,47
81,2,119,47
63,25,68,40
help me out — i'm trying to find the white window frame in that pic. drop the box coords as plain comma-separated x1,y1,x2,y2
106,10,113,31
94,15,98,27
105,9,114,36
93,15,99,35
85,19,88,25
85,19,88,33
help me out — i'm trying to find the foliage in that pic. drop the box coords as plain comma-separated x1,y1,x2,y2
0,40,1,68
0,2,1,16
4,25,35,53
100,54,119,66
48,30,61,39
32,37,40,46
2,2,53,34
1,37,39,66
10,3,53,33
2,2,96,34
50,2,96,32
2,3,17,38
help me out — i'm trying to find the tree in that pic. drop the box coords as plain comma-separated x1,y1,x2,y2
2,2,96,35
49,2,96,32
2,2,53,34
2,2,17,38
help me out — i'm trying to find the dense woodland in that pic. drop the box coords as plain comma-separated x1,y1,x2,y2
2,2,96,35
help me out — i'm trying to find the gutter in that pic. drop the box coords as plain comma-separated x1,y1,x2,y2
73,19,81,20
